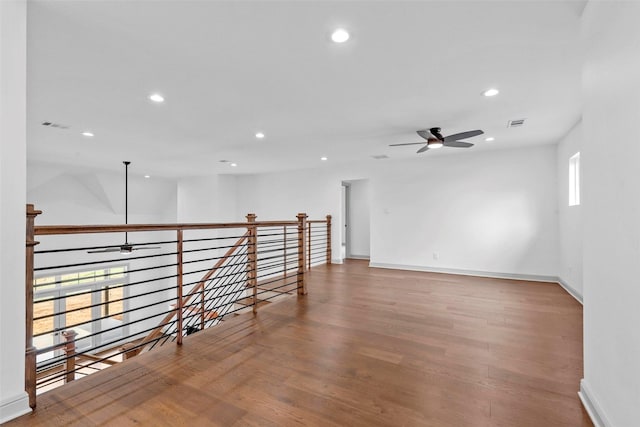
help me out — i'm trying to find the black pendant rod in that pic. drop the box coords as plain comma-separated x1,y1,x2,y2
123,161,130,243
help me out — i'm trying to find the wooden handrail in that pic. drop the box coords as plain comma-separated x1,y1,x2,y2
132,231,250,355
34,221,298,236
75,353,118,366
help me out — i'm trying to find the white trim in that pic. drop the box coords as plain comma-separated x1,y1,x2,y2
578,379,612,427
0,392,31,424
346,254,370,260
557,277,583,304
368,262,558,283
330,258,343,264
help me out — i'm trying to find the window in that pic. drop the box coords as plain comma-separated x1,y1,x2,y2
569,152,580,206
33,266,128,364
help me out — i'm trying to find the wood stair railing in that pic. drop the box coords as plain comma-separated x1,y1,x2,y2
122,231,249,358
26,209,331,407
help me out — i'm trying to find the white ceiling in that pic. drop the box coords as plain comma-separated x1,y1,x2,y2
27,0,584,178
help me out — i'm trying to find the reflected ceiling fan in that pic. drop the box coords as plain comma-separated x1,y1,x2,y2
88,161,159,254
390,127,484,153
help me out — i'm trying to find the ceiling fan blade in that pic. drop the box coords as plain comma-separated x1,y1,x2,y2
389,142,426,147
132,246,161,251
443,141,474,148
417,145,430,153
443,130,484,142
416,130,432,140
87,248,122,254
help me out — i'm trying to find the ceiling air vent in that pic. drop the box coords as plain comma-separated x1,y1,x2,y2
371,154,389,160
507,118,526,128
41,121,70,129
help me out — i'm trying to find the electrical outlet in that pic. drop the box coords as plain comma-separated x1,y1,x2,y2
432,252,439,261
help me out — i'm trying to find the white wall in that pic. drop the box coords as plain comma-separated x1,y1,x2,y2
176,174,245,312
236,145,559,279
177,174,238,223
28,162,177,225
235,167,345,263
556,121,583,301
371,146,559,278
581,2,640,426
345,179,371,258
0,0,30,422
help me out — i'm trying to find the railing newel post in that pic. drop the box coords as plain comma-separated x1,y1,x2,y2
62,329,77,383
121,343,137,360
283,225,287,279
297,213,308,295
246,214,258,314
326,215,332,265
25,204,42,409
308,221,312,270
176,229,184,345
200,286,205,331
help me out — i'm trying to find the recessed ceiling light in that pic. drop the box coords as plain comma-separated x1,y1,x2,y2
320,156,328,161
149,93,165,103
255,132,265,139
485,137,495,142
230,163,237,167
82,131,94,137
331,29,350,43
482,88,499,97
144,175,151,179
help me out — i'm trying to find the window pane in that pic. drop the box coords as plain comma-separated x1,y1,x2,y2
109,266,126,279
61,273,79,287
78,270,96,284
64,291,93,327
64,290,93,351
34,297,55,335
101,285,124,321
34,276,56,291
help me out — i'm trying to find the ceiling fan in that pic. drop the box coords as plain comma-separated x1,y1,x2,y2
390,127,484,153
88,161,159,254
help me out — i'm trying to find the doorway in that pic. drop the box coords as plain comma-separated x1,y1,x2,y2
341,179,371,260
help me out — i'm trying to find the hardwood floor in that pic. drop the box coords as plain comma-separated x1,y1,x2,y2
6,260,592,426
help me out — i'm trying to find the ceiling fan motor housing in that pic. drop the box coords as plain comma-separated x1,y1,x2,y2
429,127,445,141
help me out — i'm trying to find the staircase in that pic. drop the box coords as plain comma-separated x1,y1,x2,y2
122,232,250,357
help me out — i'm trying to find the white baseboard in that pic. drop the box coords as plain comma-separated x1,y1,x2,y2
330,258,343,264
346,254,370,260
578,379,611,427
557,277,583,304
368,262,559,283
0,392,31,424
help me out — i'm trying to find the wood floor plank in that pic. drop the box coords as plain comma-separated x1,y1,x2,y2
5,260,591,426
